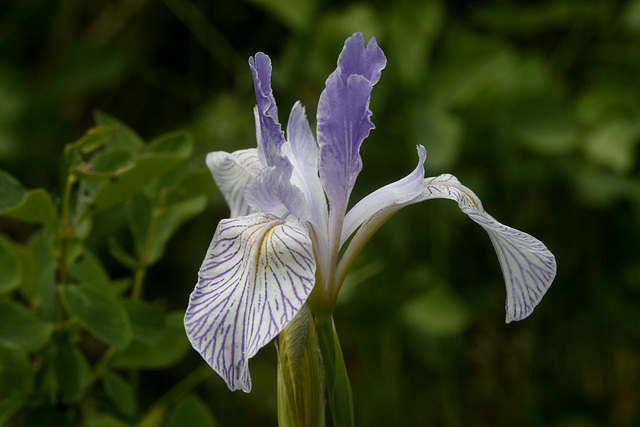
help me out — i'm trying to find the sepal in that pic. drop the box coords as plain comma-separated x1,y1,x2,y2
184,212,316,391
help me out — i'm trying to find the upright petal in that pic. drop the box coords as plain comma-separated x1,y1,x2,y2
421,174,557,322
206,149,261,218
249,54,288,171
184,213,316,392
284,102,329,235
317,33,387,217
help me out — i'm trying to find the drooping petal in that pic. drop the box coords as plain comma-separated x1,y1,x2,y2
317,33,387,217
206,149,262,218
338,159,556,322
421,174,557,322
184,213,316,392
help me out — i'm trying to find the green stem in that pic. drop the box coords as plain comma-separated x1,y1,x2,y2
277,305,325,427
315,316,353,427
56,172,78,323
131,206,162,299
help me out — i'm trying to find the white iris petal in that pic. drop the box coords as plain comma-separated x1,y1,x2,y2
184,212,316,392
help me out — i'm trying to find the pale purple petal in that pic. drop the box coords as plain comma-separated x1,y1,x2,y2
184,212,316,392
421,174,557,322
317,33,387,217
249,53,289,172
245,166,310,221
341,145,426,246
206,149,262,218
284,101,328,235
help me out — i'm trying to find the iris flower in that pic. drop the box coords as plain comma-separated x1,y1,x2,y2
184,32,556,393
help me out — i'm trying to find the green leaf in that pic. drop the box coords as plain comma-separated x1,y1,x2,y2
168,395,218,427
68,249,111,290
110,311,189,369
0,170,58,229
102,370,138,417
74,149,135,180
0,301,53,351
162,168,216,209
64,126,116,167
142,132,192,157
0,346,33,393
94,111,144,149
62,285,132,350
72,126,117,154
2,189,59,229
13,244,39,299
36,345,59,403
0,169,26,212
85,152,187,216
0,235,22,293
148,197,207,265
108,237,140,270
54,340,90,402
0,395,29,427
121,300,165,345
128,193,152,258
402,285,470,336
29,229,58,322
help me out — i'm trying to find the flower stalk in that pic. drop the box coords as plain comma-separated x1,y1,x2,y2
277,305,325,427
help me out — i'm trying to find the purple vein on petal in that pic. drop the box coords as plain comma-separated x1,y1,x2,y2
184,213,316,392
421,174,557,322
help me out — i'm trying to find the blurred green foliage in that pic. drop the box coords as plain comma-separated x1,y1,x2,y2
1,0,639,426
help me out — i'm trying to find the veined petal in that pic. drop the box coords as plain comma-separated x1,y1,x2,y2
421,174,557,322
245,166,310,221
342,145,426,246
250,54,289,171
317,33,387,217
338,166,555,323
184,213,316,392
206,149,262,218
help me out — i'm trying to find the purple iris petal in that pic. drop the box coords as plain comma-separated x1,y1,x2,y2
245,166,310,221
317,33,387,217
249,55,312,221
249,53,288,169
